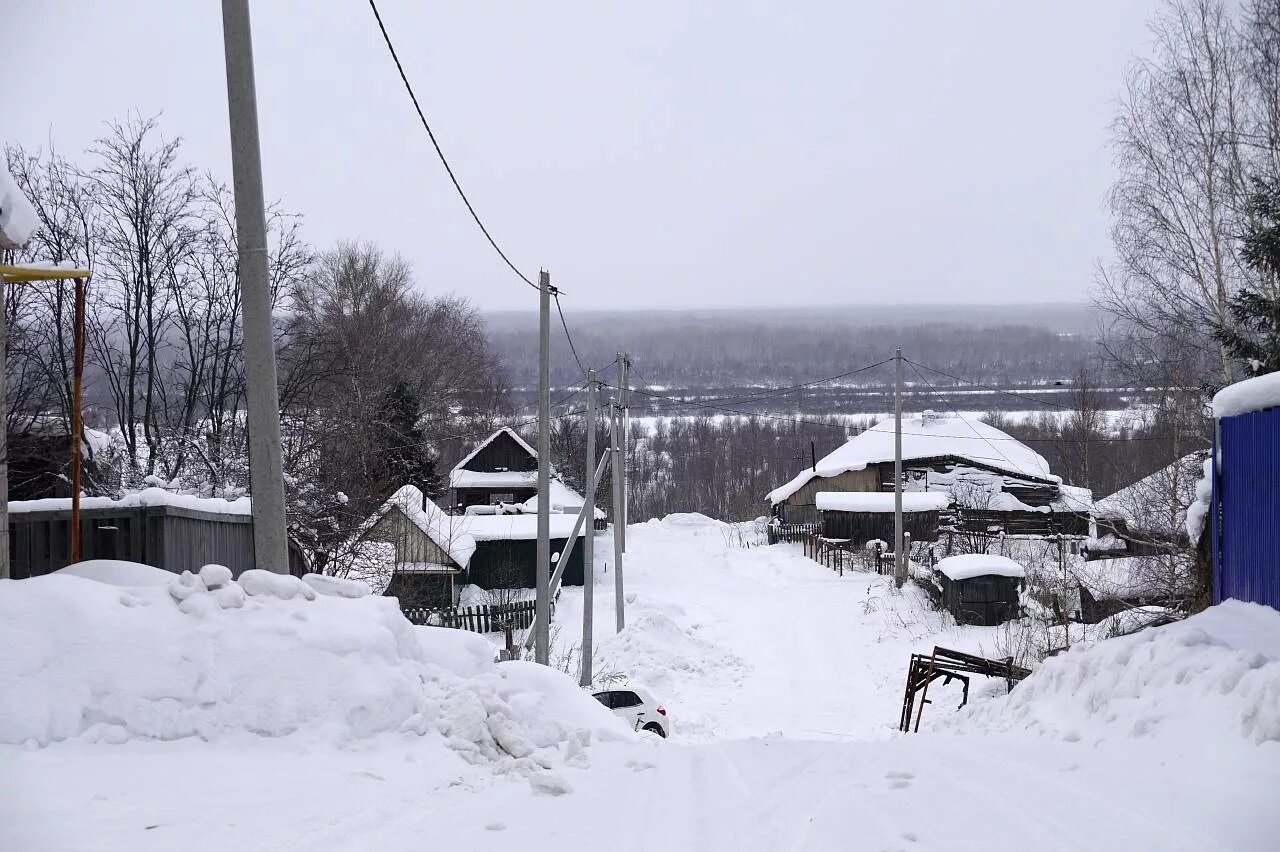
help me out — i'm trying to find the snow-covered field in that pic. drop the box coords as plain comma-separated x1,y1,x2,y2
3,515,1279,851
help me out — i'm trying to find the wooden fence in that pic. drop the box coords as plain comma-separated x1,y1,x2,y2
401,598,553,633
767,522,819,544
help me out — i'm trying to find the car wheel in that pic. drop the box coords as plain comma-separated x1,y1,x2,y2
642,722,667,739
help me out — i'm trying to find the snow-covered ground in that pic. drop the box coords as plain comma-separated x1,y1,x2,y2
3,515,1279,851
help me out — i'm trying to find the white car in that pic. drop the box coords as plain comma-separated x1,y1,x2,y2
592,686,670,738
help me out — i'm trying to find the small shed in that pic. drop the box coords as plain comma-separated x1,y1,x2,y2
1209,373,1280,610
816,491,948,546
7,488,307,579
933,553,1025,626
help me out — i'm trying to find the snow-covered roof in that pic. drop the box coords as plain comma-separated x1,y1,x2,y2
0,165,39,250
934,553,1026,581
1211,372,1280,419
362,485,477,568
815,491,950,513
8,487,251,516
1074,555,1192,601
452,427,538,472
453,513,585,542
450,469,538,490
767,413,1057,505
1093,453,1206,532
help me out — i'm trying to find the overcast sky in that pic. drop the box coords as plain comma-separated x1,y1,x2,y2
7,2,1158,311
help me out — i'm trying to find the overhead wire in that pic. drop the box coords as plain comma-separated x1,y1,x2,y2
367,0,538,291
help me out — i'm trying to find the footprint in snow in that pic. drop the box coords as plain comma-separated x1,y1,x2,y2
885,770,914,780
485,823,507,832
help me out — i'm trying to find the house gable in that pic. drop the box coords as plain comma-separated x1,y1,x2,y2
455,428,538,474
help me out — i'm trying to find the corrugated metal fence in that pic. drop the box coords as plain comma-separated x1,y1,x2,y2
1212,405,1280,608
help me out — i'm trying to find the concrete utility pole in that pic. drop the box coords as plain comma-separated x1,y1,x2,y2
0,301,7,578
611,388,626,632
620,353,630,553
535,271,552,665
221,0,290,574
894,347,905,587
579,370,598,687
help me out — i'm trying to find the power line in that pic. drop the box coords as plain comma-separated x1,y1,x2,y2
905,358,1075,412
553,290,587,377
367,0,538,291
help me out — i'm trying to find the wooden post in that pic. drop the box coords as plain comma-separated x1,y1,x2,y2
69,277,86,564
913,649,938,733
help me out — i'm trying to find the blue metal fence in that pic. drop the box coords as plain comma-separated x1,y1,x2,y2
1212,405,1280,608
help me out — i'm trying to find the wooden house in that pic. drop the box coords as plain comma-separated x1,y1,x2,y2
354,485,586,612
1073,555,1192,623
816,491,948,547
932,553,1025,626
768,411,1090,539
448,427,541,509
1087,452,1207,561
353,485,477,609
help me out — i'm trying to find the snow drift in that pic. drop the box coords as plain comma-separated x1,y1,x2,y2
0,568,629,780
953,601,1280,745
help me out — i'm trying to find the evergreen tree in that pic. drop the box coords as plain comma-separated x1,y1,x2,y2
1216,179,1280,376
372,381,441,499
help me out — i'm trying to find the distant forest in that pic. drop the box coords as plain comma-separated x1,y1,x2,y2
487,305,1108,390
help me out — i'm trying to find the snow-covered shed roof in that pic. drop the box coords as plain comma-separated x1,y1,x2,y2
935,553,1026,581
815,491,950,513
768,412,1057,505
1093,453,1207,531
360,485,476,568
1211,372,1280,419
8,487,251,516
452,427,538,472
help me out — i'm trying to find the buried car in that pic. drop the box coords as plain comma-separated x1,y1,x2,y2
591,686,670,738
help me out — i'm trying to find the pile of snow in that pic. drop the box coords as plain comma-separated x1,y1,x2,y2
52,560,173,587
935,553,1025,581
953,601,1280,744
1212,371,1280,419
0,566,630,787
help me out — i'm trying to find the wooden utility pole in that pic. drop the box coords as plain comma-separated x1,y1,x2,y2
222,0,290,573
580,370,598,686
535,271,552,664
894,347,905,587
614,350,624,550
611,384,626,632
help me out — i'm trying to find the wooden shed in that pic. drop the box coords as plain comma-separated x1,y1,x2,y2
933,553,1025,626
7,489,307,579
457,513,585,590
816,491,948,546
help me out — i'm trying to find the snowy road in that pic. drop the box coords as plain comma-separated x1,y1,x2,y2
5,514,1279,850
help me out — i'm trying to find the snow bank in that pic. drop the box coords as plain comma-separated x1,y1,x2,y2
1212,371,1280,418
954,601,1280,744
0,569,630,781
52,560,173,587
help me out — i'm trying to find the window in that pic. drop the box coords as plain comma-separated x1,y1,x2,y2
489,493,513,505
612,691,642,709
591,692,613,708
